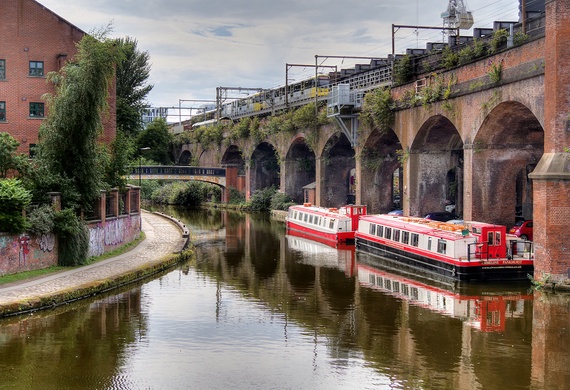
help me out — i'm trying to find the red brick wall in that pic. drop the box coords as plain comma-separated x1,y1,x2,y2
0,0,116,155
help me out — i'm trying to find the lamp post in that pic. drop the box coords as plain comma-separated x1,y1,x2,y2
139,147,150,187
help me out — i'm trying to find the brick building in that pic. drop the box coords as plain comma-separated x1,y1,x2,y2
0,0,116,155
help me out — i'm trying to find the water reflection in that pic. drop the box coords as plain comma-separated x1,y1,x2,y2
1,209,569,389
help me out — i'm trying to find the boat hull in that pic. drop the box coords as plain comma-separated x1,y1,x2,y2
356,236,533,282
287,222,354,248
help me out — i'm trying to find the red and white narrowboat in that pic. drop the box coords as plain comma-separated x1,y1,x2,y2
286,203,367,248
355,214,534,282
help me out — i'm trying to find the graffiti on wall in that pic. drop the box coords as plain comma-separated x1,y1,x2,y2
87,216,139,258
0,233,58,275
37,233,55,252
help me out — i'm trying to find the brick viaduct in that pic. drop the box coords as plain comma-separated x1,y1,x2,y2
175,1,570,286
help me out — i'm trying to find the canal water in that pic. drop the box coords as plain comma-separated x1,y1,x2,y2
0,208,568,389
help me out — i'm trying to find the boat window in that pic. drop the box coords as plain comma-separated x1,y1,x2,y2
384,227,392,240
309,215,313,224
402,231,409,244
411,233,419,247
377,225,383,237
393,281,400,293
376,276,383,286
495,232,501,246
369,224,376,235
303,213,308,222
427,237,432,251
437,239,447,254
402,284,409,296
329,219,335,229
393,229,400,242
323,218,327,227
472,227,480,234
487,232,494,245
410,287,419,300
384,279,391,290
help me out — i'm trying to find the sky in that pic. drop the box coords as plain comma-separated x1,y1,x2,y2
38,0,522,121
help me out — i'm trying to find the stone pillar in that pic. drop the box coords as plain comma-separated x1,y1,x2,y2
225,165,239,203
315,156,323,207
47,192,61,212
528,0,570,286
245,163,252,201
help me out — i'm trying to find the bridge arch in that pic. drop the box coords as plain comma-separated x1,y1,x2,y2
470,100,543,226
409,114,463,218
250,142,280,194
178,150,192,166
360,127,402,214
284,136,316,204
320,132,355,207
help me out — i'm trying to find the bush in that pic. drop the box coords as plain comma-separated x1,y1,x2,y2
247,186,277,211
53,208,89,266
0,179,32,233
27,203,55,235
270,191,295,211
228,187,245,204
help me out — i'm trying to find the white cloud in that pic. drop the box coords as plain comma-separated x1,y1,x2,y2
37,0,520,111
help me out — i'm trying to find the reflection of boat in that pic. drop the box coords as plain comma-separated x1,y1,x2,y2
356,258,532,332
286,204,366,248
355,214,534,281
286,234,355,272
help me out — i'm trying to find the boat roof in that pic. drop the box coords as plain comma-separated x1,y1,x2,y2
360,214,475,241
289,204,353,219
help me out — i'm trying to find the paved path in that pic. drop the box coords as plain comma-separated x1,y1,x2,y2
0,211,187,313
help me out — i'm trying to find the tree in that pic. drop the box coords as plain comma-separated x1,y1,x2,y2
0,132,30,178
136,118,172,165
115,37,153,137
38,27,124,211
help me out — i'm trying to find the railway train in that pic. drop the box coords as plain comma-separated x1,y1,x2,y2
190,57,394,128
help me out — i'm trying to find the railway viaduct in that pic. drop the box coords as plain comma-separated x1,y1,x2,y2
174,1,570,286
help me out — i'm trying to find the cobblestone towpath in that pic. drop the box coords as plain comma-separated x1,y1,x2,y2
0,211,189,317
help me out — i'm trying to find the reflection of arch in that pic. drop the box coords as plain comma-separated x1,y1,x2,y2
321,133,354,207
285,137,316,203
250,142,280,193
410,115,463,217
472,101,543,225
360,128,402,213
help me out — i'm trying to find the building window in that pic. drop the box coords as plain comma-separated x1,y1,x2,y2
29,61,44,77
0,102,5,121
0,60,5,80
29,102,44,117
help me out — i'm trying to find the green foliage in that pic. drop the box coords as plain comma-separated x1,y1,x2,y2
228,187,245,204
360,88,394,131
270,191,295,211
457,45,475,65
0,132,31,178
472,38,488,57
104,129,135,189
488,60,503,83
114,37,153,137
150,181,220,208
136,118,173,164
441,46,459,69
0,179,32,233
394,55,413,85
38,27,123,211
247,186,277,211
292,103,321,131
53,208,89,266
489,29,509,54
513,32,529,46
26,204,55,235
229,117,251,142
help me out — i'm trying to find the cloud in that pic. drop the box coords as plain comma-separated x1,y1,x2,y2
38,0,521,114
